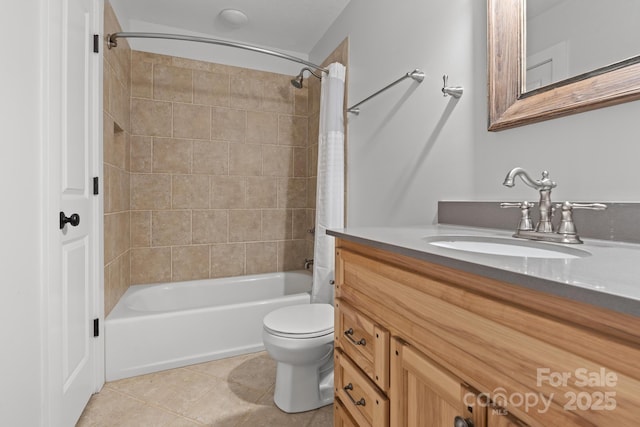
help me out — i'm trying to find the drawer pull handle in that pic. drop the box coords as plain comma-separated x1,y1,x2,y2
343,383,366,406
344,328,366,346
454,416,474,427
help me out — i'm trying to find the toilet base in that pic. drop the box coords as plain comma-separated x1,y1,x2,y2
273,358,334,413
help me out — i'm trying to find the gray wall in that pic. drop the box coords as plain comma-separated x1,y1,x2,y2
311,0,640,227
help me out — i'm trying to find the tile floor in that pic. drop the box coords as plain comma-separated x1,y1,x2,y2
77,352,332,426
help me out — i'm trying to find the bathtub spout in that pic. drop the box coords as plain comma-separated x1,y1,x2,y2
304,259,314,270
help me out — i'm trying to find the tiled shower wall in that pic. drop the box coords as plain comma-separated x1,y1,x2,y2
104,1,131,315
128,51,315,286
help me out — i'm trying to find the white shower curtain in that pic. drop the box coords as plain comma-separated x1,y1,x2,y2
312,62,346,305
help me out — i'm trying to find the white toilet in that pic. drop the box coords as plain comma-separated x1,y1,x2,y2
262,303,334,413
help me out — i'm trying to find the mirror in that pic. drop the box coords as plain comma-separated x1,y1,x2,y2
487,0,640,131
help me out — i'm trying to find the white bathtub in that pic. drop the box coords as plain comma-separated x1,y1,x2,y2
105,270,312,381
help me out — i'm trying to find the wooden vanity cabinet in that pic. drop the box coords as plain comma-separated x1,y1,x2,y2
333,238,640,427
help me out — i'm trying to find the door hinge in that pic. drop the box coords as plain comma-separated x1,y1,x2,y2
93,176,99,195
93,318,99,337
93,34,99,53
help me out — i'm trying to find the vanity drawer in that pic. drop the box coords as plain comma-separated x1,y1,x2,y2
334,398,359,427
335,298,389,391
335,349,389,427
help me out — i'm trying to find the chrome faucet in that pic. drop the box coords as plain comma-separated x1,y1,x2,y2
501,167,607,244
503,168,556,233
304,258,314,270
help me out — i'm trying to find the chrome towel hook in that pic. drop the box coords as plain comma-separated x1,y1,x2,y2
442,75,464,98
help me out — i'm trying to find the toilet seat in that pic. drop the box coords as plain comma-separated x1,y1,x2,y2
263,304,334,339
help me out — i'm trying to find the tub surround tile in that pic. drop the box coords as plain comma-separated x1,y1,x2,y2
131,98,173,137
192,140,229,175
294,88,309,116
262,209,293,241
277,239,308,271
152,210,192,246
211,107,246,142
262,75,294,114
292,209,312,240
131,58,153,99
229,143,263,176
278,115,308,147
210,176,246,209
130,211,151,248
245,242,277,274
278,178,308,209
293,147,307,178
192,210,228,244
210,243,245,278
245,177,277,209
230,75,263,111
246,111,278,145
262,145,293,177
152,138,192,174
129,135,152,173
193,70,230,107
172,175,210,209
171,245,210,283
229,210,262,242
173,103,211,140
153,64,193,103
130,247,172,285
131,173,171,210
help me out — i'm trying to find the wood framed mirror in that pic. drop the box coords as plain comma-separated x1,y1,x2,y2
487,0,640,131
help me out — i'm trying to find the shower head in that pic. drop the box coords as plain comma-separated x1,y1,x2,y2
290,67,323,89
291,72,304,88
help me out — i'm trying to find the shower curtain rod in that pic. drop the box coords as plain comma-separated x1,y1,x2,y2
107,32,328,73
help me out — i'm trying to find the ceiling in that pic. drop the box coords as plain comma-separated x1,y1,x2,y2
109,0,351,56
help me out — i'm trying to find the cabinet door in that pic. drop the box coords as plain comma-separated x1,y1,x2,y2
390,339,486,427
335,399,360,427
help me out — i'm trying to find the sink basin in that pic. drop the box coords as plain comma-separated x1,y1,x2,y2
424,236,590,259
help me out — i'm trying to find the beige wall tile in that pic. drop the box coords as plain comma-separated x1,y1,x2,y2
131,98,172,137
131,211,151,248
172,56,231,73
103,164,111,214
130,135,152,173
153,138,192,174
294,87,309,116
172,175,210,209
132,50,172,66
193,141,228,175
152,210,192,246
246,242,277,274
172,245,210,281
277,178,307,208
112,126,127,170
104,213,118,264
210,243,245,278
153,64,193,103
229,144,262,176
262,145,293,177
292,209,311,240
131,59,152,99
116,211,131,257
263,75,293,114
211,107,246,142
229,210,261,242
109,71,130,132
210,176,245,209
307,177,317,209
278,115,308,146
308,139,319,177
230,75,262,110
246,111,278,144
308,114,320,150
277,240,308,271
194,70,230,107
173,103,210,140
130,247,172,285
193,210,228,244
293,147,307,177
245,177,277,209
262,209,292,240
103,61,111,114
131,173,171,210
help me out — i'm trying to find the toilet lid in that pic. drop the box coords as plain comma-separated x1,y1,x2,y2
263,304,334,338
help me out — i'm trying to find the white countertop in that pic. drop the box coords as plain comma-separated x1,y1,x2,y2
327,225,640,317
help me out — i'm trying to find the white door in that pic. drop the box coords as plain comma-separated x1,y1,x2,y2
47,0,101,425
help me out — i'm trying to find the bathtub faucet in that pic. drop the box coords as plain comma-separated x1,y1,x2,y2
304,258,314,270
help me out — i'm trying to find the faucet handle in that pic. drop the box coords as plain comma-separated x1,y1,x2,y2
553,202,607,237
501,201,535,231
